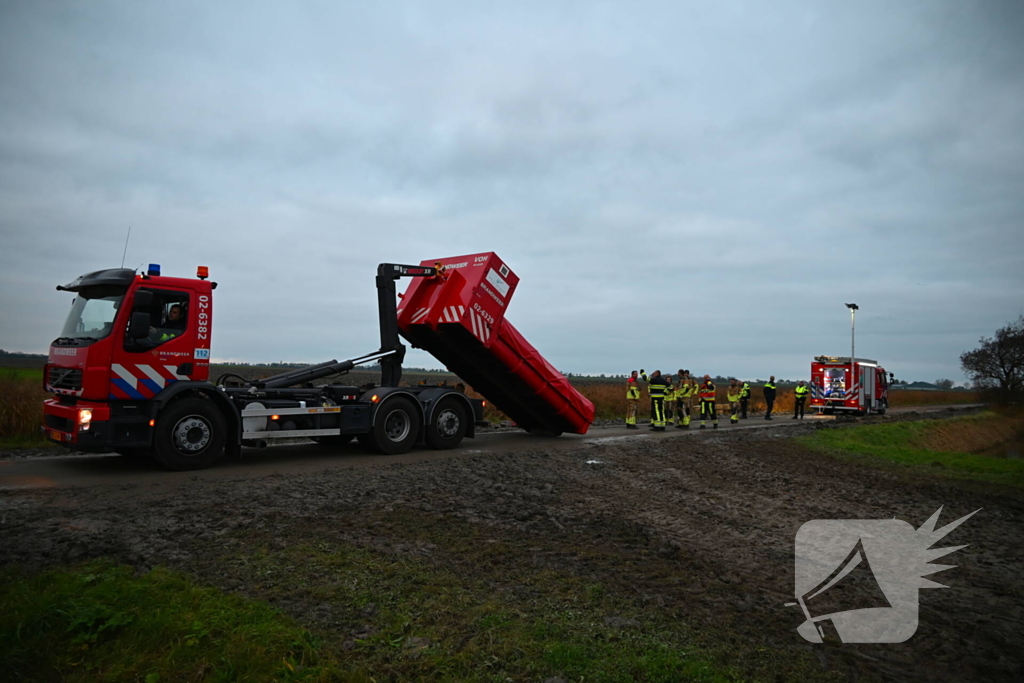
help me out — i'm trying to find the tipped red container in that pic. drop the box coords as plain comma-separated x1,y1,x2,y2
396,252,594,435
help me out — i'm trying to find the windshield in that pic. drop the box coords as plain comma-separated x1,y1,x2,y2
59,285,126,341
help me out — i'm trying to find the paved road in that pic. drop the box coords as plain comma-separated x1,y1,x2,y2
0,404,982,492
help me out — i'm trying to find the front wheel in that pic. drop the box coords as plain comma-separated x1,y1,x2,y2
153,397,227,471
369,397,421,455
426,397,468,450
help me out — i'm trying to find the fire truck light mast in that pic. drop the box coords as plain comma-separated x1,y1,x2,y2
845,303,859,363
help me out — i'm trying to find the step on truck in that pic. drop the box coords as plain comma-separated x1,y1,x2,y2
43,254,593,470
809,355,894,416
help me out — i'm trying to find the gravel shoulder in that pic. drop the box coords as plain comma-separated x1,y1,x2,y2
1,406,1019,681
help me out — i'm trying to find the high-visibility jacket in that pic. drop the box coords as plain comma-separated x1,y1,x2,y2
727,387,742,402
699,382,717,401
741,383,751,399
626,378,640,400
763,381,777,400
795,385,810,398
648,376,669,398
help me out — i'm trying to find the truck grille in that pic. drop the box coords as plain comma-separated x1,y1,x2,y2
45,414,75,432
48,367,83,391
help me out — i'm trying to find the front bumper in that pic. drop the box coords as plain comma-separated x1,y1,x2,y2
43,398,151,452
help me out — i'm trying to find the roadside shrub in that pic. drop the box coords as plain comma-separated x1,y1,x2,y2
0,370,47,443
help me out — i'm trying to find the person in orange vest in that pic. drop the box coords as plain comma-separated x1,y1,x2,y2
625,370,641,429
699,374,718,429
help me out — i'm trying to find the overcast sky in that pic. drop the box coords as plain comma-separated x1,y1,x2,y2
2,1,1022,383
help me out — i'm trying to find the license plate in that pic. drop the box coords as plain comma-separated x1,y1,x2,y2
49,429,64,442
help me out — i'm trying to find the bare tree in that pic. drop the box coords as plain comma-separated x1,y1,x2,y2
960,315,1024,402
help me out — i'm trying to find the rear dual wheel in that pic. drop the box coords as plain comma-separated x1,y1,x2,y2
367,397,421,455
426,397,468,449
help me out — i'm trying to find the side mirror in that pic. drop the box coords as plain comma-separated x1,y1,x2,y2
133,290,153,310
128,311,151,339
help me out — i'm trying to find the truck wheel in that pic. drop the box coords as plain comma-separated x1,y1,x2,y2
153,398,226,471
426,397,467,449
370,396,421,455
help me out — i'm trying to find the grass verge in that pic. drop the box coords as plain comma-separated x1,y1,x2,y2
798,411,1024,488
0,561,334,682
1,508,804,682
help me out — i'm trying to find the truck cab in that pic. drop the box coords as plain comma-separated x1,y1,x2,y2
44,265,213,454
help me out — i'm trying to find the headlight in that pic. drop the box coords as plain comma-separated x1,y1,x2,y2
78,409,93,430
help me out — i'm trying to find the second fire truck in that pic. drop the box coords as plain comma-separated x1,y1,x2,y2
809,355,893,416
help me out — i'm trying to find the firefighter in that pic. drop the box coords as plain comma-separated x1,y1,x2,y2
727,379,742,424
647,370,669,431
625,370,641,429
664,375,676,426
793,380,809,419
675,369,693,429
699,374,718,429
740,380,751,419
763,376,777,420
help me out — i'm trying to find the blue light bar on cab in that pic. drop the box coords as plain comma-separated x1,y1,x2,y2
147,263,161,276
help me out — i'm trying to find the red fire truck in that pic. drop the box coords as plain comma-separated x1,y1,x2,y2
43,254,594,470
809,355,893,416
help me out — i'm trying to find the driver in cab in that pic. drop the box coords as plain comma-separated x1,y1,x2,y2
150,304,186,342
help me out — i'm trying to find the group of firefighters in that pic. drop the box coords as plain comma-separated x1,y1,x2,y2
624,370,811,431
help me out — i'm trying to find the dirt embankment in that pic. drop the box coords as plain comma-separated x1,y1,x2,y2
916,410,1024,454
1,413,1021,681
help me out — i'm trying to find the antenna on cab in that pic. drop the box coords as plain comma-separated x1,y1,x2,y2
120,226,132,268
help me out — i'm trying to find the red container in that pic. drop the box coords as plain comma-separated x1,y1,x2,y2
397,253,594,435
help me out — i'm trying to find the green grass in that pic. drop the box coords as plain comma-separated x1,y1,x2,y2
0,561,336,682
0,514,781,682
1,367,43,381
798,413,1024,488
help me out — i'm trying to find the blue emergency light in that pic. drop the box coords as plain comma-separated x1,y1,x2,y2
147,263,161,276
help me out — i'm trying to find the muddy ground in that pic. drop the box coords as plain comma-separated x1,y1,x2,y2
1,410,1021,681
